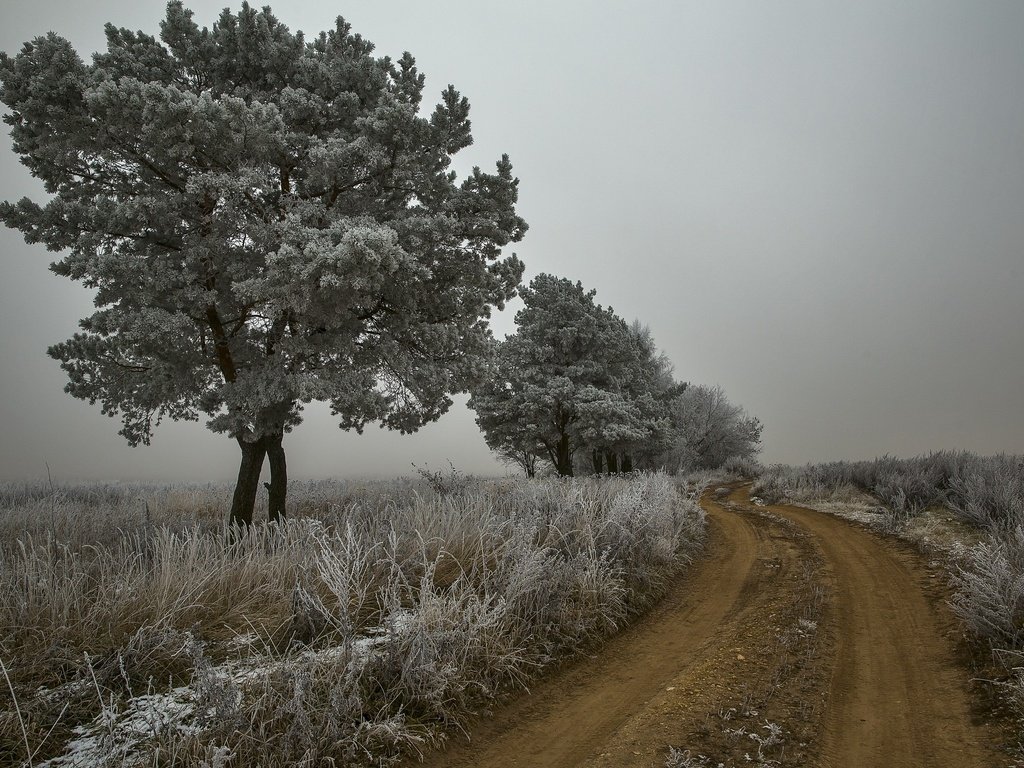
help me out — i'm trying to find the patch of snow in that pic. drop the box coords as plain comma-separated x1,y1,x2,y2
39,610,420,765
223,611,416,686
38,686,198,768
33,679,89,706
226,631,259,649
798,618,818,632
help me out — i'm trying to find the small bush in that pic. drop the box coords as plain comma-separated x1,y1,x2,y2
947,455,1024,531
952,528,1024,649
721,456,763,480
750,466,791,505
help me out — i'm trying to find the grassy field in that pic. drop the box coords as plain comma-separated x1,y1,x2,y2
0,472,706,767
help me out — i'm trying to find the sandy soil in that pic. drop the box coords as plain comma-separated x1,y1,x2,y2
408,485,1003,768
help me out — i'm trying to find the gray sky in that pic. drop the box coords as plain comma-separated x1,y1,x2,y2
1,0,1022,482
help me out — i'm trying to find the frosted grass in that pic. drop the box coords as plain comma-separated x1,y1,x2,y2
0,473,705,767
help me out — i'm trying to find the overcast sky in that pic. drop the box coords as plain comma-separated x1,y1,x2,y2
1,0,1022,483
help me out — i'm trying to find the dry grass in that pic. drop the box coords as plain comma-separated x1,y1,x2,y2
0,472,705,767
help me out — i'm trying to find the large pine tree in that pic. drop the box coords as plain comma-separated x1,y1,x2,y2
0,3,526,524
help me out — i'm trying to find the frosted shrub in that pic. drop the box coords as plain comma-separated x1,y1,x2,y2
601,476,693,597
750,466,792,505
309,522,391,637
947,455,1024,531
219,644,430,766
371,571,525,723
721,455,763,480
876,487,912,533
483,528,627,656
952,528,1024,649
872,467,940,513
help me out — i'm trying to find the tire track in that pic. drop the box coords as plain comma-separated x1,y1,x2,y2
761,492,996,767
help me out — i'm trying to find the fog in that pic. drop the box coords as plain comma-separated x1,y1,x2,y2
1,0,1022,482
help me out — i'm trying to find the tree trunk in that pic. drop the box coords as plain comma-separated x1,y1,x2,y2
266,433,287,523
556,435,574,477
592,450,604,475
229,437,268,528
621,453,633,473
524,452,537,479
606,451,619,475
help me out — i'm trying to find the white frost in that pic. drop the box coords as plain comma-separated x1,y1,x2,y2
38,687,198,768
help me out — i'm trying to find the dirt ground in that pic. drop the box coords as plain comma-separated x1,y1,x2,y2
408,486,1004,768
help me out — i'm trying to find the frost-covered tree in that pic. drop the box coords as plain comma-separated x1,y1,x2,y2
0,3,526,524
660,384,763,471
496,445,539,478
469,275,653,477
595,321,685,473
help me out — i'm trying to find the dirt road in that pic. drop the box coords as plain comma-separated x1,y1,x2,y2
412,487,999,768
772,499,992,767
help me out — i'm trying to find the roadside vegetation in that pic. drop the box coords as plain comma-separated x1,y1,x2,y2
0,472,706,767
751,451,1024,754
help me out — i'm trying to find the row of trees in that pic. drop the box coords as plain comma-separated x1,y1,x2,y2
1,3,760,523
469,274,762,477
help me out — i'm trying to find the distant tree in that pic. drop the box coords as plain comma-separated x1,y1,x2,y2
469,274,652,477
661,384,763,471
0,3,526,525
607,321,685,472
497,445,539,478
627,322,677,394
